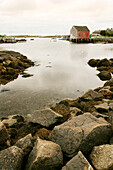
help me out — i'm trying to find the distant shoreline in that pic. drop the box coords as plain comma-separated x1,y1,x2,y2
10,35,69,38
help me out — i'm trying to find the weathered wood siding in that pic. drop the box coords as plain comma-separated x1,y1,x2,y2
70,27,77,40
77,31,90,39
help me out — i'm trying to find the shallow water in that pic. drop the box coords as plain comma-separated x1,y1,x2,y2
0,39,113,117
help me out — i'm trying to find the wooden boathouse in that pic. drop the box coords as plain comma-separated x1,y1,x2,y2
70,26,90,43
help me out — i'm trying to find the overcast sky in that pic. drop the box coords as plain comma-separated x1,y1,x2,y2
0,0,113,35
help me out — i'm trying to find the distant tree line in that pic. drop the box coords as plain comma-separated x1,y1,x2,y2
0,35,6,38
100,30,113,37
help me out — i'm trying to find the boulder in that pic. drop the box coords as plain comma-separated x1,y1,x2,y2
97,58,110,67
0,121,10,149
97,71,111,81
14,134,33,155
26,138,63,170
49,125,83,157
104,78,113,87
88,59,99,67
99,87,113,96
62,151,94,170
27,108,63,128
49,113,112,156
90,144,113,170
0,146,24,170
79,89,104,101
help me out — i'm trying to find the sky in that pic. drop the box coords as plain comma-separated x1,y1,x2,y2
0,0,113,35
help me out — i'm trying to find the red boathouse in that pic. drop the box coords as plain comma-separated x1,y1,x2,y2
70,26,90,42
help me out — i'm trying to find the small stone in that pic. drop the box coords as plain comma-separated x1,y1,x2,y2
95,102,109,113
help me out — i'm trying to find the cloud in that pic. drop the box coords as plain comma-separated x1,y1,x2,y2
0,0,113,34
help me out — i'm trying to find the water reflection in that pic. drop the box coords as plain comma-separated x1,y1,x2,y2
0,39,112,117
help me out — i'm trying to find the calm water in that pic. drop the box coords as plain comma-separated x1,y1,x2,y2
0,38,113,117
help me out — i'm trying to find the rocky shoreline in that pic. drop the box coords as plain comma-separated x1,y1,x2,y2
1,51,113,169
0,50,34,85
1,76,113,169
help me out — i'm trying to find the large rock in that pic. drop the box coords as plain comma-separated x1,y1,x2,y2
88,59,99,67
97,71,111,81
27,108,63,127
62,151,94,170
0,121,10,149
49,125,83,157
97,58,110,67
90,144,113,170
49,113,112,157
104,78,113,87
14,134,33,155
79,89,104,101
26,137,63,170
99,87,113,97
0,146,24,170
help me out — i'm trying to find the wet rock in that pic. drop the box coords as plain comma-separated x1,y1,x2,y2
26,137,63,170
79,89,104,101
88,59,99,67
97,58,110,67
90,144,113,170
97,71,111,81
10,122,42,145
33,128,51,140
0,51,34,85
49,113,112,156
0,121,10,150
97,66,109,71
1,114,24,127
109,101,113,110
62,151,94,170
0,146,24,170
94,102,109,113
27,108,63,128
51,103,70,122
91,112,109,120
69,107,83,119
104,78,113,87
21,72,33,78
99,86,113,97
14,134,33,155
49,125,83,157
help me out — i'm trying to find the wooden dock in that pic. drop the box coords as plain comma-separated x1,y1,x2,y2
71,38,113,43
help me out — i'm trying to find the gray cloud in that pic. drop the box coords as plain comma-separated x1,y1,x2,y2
0,0,113,35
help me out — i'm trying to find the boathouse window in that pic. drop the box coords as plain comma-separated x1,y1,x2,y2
79,33,81,37
87,33,88,37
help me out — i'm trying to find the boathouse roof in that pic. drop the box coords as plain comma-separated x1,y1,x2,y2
73,26,89,31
